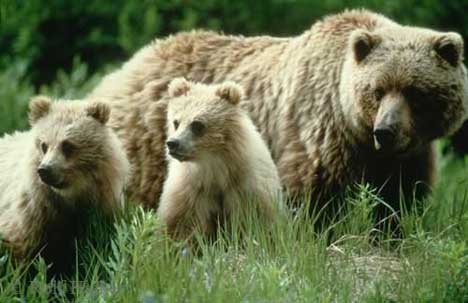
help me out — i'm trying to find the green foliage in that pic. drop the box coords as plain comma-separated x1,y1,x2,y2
2,0,468,87
0,60,34,134
1,0,123,85
0,58,104,135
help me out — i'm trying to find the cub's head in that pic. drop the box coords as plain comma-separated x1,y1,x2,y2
29,96,113,196
341,27,468,155
164,78,244,161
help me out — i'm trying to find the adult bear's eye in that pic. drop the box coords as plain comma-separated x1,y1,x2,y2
61,140,76,157
41,142,48,154
402,85,425,103
173,120,180,130
191,120,206,136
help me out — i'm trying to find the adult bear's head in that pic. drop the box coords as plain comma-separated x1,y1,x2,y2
340,26,468,155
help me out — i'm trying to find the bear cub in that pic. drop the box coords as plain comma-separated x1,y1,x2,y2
0,96,130,274
156,78,282,240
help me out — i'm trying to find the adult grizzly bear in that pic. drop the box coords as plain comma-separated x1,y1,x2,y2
90,10,468,217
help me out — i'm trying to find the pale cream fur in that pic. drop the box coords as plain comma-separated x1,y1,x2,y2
0,97,130,262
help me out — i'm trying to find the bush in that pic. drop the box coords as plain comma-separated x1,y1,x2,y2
0,61,34,134
0,58,104,135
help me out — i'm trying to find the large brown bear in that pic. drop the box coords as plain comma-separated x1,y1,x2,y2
90,9,468,216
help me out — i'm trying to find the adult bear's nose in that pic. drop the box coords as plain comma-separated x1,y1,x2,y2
373,127,396,150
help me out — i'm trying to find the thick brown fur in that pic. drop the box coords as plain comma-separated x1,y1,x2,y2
156,79,282,240
90,9,468,215
0,96,130,274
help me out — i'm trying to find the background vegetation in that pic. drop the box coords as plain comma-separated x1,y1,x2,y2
0,0,467,302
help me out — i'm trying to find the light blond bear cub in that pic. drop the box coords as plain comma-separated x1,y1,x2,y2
156,79,282,239
0,96,129,274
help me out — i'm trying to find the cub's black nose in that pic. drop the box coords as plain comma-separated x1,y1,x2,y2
166,139,180,152
37,165,57,186
373,127,396,149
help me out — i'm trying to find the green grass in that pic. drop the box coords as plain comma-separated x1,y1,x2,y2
0,63,467,302
0,153,466,303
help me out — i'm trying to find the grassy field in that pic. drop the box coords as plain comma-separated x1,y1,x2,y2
0,152,466,302
0,63,467,302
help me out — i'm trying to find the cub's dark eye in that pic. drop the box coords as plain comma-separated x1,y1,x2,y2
173,120,179,130
40,142,48,154
191,121,206,136
374,87,385,101
61,140,76,157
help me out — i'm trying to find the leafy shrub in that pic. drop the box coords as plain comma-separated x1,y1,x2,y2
0,58,104,135
0,60,34,134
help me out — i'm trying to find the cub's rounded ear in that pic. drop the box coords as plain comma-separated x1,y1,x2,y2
168,77,192,98
86,102,111,124
215,81,244,105
434,32,464,67
349,30,381,63
29,95,52,125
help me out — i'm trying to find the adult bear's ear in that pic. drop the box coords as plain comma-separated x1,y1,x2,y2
29,95,52,125
168,77,192,98
350,30,381,63
433,32,464,67
215,81,244,105
86,102,111,124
